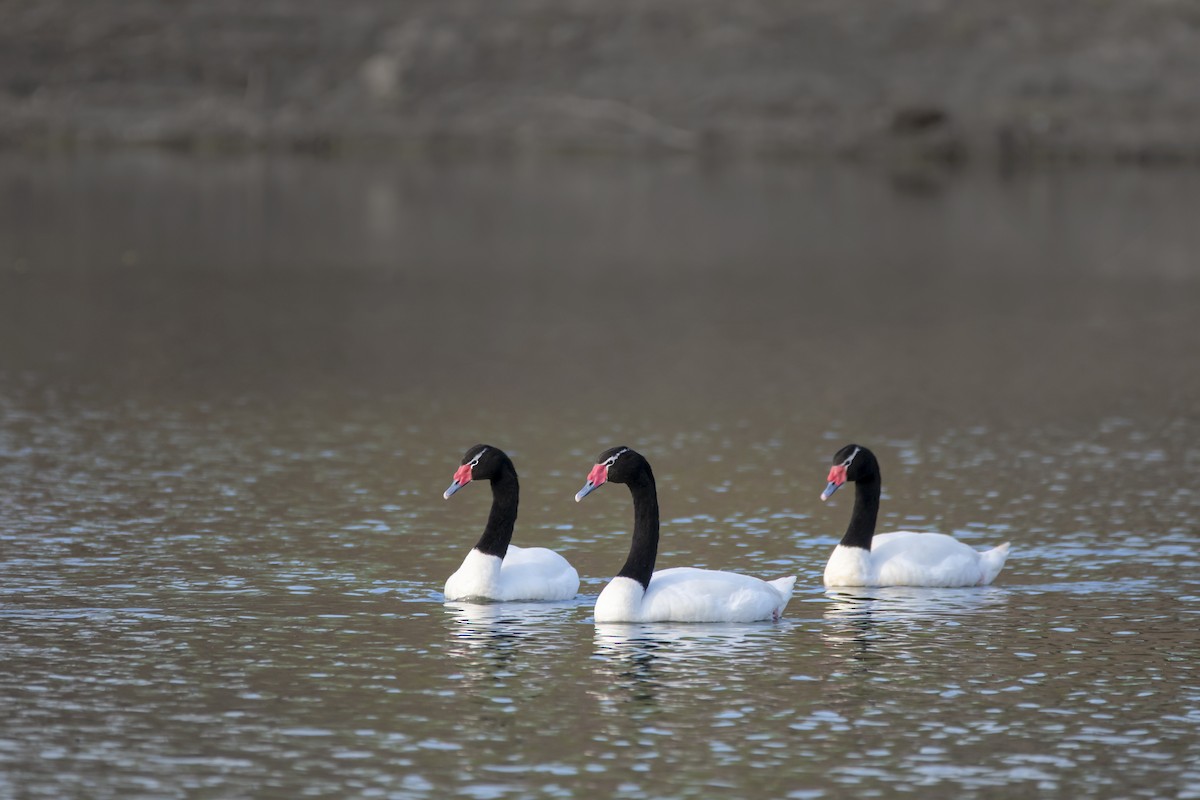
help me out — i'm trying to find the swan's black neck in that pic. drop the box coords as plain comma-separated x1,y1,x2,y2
473,466,519,558
616,468,659,590
840,473,880,551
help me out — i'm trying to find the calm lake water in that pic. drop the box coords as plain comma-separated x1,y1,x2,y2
0,153,1198,798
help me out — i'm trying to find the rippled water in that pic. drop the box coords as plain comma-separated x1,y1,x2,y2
0,154,1198,798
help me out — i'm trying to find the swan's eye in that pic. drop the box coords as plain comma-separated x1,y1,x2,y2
840,446,861,469
468,447,488,468
602,448,629,469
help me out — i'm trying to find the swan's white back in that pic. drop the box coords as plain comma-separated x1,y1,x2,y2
445,545,580,602
824,532,1010,588
594,568,796,623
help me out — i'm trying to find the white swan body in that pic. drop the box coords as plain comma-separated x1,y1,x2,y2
594,570,796,623
442,444,580,603
444,546,580,602
820,444,1011,589
577,446,797,624
824,533,1010,588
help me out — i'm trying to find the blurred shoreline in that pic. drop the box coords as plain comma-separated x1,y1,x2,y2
3,1,1200,164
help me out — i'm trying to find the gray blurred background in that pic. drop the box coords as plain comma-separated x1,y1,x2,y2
4,0,1200,162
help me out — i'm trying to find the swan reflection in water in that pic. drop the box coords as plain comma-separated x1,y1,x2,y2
820,586,1011,676
442,600,579,682
823,585,1010,623
591,622,790,713
438,600,581,736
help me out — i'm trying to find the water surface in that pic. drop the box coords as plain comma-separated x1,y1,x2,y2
0,154,1198,798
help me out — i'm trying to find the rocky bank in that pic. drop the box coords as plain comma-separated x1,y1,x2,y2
3,0,1200,162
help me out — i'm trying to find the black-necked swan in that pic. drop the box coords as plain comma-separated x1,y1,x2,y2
443,444,580,602
820,444,1010,587
575,446,796,623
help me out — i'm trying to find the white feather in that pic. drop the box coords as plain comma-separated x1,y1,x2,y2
824,533,1010,588
594,570,796,623
445,545,580,602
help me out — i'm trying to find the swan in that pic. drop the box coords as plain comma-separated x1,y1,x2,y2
575,446,796,623
820,444,1010,587
443,444,580,602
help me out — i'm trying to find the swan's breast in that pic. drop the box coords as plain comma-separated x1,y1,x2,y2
823,545,873,587
444,548,503,601
594,576,646,623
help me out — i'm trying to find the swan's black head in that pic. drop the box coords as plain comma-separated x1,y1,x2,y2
444,444,515,499
575,446,650,501
820,444,878,501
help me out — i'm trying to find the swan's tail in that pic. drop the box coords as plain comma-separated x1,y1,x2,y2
769,576,798,620
978,542,1011,585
